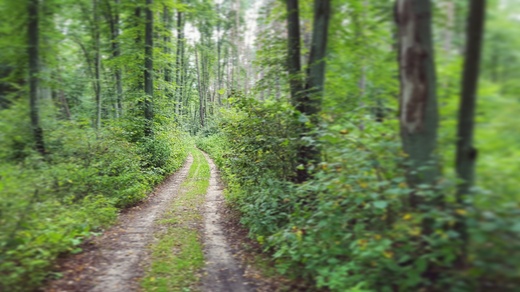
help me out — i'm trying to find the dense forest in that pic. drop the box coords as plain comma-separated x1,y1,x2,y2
0,0,519,291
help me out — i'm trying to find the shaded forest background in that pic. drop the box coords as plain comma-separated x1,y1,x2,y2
0,0,519,291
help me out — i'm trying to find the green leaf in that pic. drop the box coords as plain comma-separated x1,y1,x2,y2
373,201,388,209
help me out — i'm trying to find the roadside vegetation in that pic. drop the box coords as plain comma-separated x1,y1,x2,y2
1,0,518,291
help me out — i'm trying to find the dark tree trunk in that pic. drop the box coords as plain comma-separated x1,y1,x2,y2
292,0,331,183
455,0,486,268
93,0,102,129
28,0,45,155
106,0,123,117
305,0,331,115
144,0,154,136
163,5,173,100
286,0,303,104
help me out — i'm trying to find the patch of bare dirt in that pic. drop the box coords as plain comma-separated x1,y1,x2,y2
200,153,312,292
42,155,193,292
201,152,253,292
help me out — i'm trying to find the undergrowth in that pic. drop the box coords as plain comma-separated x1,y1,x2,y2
197,97,520,292
0,101,189,290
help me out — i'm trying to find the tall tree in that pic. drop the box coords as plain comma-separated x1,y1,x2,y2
103,0,123,117
305,0,331,116
286,0,303,104
395,0,439,202
455,0,486,267
144,0,154,135
195,48,205,127
28,0,45,155
163,4,173,101
175,10,185,118
286,0,331,183
93,0,102,129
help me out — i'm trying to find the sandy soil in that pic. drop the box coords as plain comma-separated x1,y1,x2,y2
201,152,254,292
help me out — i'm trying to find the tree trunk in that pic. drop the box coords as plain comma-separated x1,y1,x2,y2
55,65,72,120
163,5,173,100
443,1,455,54
286,0,303,104
103,0,122,117
93,0,102,130
114,0,122,117
216,3,223,105
396,0,439,196
175,10,184,117
396,0,440,283
28,0,45,155
455,0,486,268
305,0,331,114
144,0,154,136
195,49,204,127
293,0,331,183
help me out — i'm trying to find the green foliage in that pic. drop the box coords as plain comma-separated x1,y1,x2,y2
197,97,300,236
200,85,519,291
0,101,189,290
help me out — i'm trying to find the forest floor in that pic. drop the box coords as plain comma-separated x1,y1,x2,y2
41,149,292,292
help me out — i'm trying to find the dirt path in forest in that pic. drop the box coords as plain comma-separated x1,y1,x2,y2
200,152,253,292
44,155,194,292
44,151,257,292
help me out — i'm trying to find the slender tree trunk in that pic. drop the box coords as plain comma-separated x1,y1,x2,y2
133,6,143,92
181,49,189,116
234,0,240,89
163,5,173,101
104,0,122,117
144,0,154,136
286,0,303,104
175,10,184,117
444,1,455,54
93,0,102,130
455,0,486,268
216,3,223,104
292,0,331,183
305,0,331,114
195,49,204,127
114,0,122,117
28,0,45,155
55,65,72,120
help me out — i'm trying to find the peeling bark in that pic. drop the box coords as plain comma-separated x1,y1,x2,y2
396,0,439,190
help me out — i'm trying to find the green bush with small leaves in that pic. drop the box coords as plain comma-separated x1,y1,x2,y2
0,101,189,290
